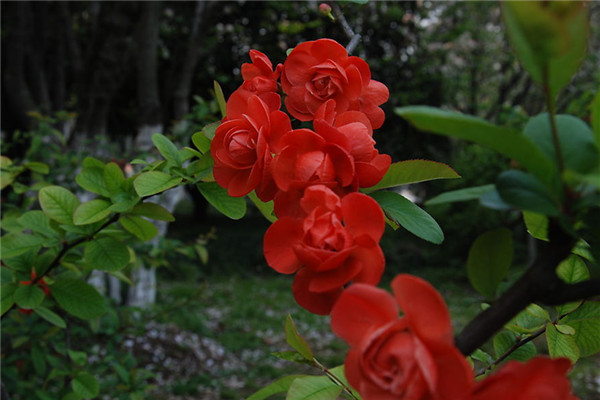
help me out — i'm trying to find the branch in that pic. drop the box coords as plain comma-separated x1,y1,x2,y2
330,2,361,54
455,222,575,355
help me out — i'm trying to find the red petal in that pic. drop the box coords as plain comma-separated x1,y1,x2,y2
330,283,398,347
341,193,385,242
432,346,474,400
308,256,362,292
263,218,304,274
391,274,453,347
292,268,342,315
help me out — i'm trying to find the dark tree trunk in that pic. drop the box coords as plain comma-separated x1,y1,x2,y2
136,1,162,128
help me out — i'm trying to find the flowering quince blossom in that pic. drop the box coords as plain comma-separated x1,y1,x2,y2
263,185,385,315
211,95,291,200
226,50,282,117
471,357,578,400
281,38,389,128
330,274,474,400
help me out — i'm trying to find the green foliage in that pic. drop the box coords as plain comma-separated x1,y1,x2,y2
51,279,107,320
84,237,130,272
493,331,536,362
134,171,183,197
467,228,513,299
546,322,580,363
38,186,80,225
370,191,444,244
286,374,343,400
496,170,561,216
363,160,460,192
196,182,247,220
285,314,314,361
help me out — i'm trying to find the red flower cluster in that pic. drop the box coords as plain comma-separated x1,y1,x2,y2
331,274,579,400
212,39,391,314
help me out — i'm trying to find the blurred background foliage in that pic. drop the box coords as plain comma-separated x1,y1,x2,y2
2,1,599,399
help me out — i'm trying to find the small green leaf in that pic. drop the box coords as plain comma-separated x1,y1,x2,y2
425,184,496,206
556,255,589,284
24,161,50,174
31,345,47,376
271,351,312,365
130,202,175,222
51,279,107,320
71,372,99,399
0,233,44,259
370,191,444,244
17,210,57,238
546,323,580,363
471,349,494,364
76,167,110,197
73,200,111,225
248,191,276,223
247,375,306,400
214,81,227,119
1,283,17,316
496,170,561,216
506,304,550,334
493,330,536,362
104,162,125,194
285,314,314,361
14,284,45,309
39,186,80,225
395,106,557,187
34,307,66,328
287,375,343,400
68,349,88,366
202,121,220,140
561,301,600,357
524,114,598,174
197,182,246,220
467,228,513,299
119,215,158,241
152,133,182,166
363,159,460,192
192,131,212,154
133,171,182,197
85,237,130,272
555,324,576,336
522,211,548,241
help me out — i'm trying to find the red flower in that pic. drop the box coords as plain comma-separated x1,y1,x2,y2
212,95,291,200
263,185,385,315
226,50,282,118
330,274,474,400
20,269,50,296
281,39,389,128
471,357,578,400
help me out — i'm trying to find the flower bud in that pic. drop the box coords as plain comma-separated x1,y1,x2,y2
319,3,334,21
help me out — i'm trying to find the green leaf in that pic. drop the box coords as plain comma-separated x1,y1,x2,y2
24,161,50,174
524,114,598,174
196,182,247,220
119,215,158,241
248,191,276,223
556,255,589,284
68,349,88,366
363,160,460,192
39,186,80,225
287,375,343,400
522,211,548,241
130,202,175,222
76,167,109,197
561,301,600,357
192,131,212,154
133,171,182,197
34,307,67,328
73,200,111,225
104,162,125,194
71,372,99,399
546,323,580,363
17,210,57,238
152,133,182,166
555,324,576,335
467,228,513,299
31,345,47,376
14,284,45,309
425,185,495,206
493,330,536,362
470,349,494,364
285,314,314,361
502,2,588,99
370,191,444,244
214,81,227,119
0,155,13,169
246,375,305,400
84,237,130,272
202,121,220,140
0,233,43,259
395,106,557,187
51,279,107,320
506,304,550,334
591,90,600,150
496,170,561,216
1,283,17,316
271,351,312,365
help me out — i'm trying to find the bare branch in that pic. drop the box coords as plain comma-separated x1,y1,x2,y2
330,2,361,54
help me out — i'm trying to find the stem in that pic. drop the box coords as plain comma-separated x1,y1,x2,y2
543,67,565,174
313,359,359,400
330,2,361,54
476,327,545,377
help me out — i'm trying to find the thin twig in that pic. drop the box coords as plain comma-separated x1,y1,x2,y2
313,359,359,400
330,2,361,54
